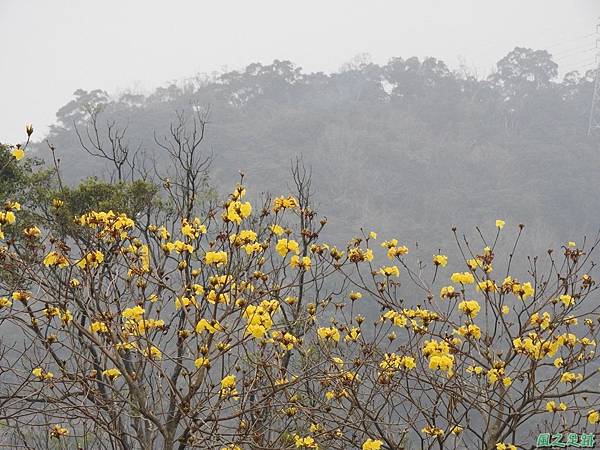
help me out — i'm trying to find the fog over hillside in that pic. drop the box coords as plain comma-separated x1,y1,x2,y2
38,50,600,256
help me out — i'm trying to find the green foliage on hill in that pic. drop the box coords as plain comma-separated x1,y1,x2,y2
38,47,599,251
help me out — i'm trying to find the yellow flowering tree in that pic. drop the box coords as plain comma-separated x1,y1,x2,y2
1,124,600,450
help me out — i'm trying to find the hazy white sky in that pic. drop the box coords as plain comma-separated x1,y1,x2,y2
1,0,597,143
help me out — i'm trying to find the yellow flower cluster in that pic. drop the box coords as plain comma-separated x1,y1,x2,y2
225,200,252,224
476,279,498,293
344,327,360,342
362,439,383,450
317,326,341,343
560,371,583,384
381,307,440,331
102,368,122,380
451,272,475,284
379,265,400,277
32,367,54,380
487,362,512,387
49,425,69,439
421,425,444,437
204,250,228,266
276,238,300,257
0,201,19,240
496,443,516,450
423,339,454,374
513,332,577,360
271,330,299,350
291,255,312,269
432,254,448,267
546,401,567,412
294,435,319,449
379,353,416,374
171,240,194,254
195,318,223,334
90,321,109,334
380,239,409,259
12,291,31,303
181,217,207,239
348,247,373,263
122,305,145,321
78,210,135,240
243,300,279,339
273,196,299,212
22,225,41,239
220,374,238,399
440,285,459,299
229,229,257,246
43,251,70,268
501,276,534,299
456,323,481,340
76,250,105,269
530,311,551,330
123,318,165,336
560,294,574,307
458,300,480,318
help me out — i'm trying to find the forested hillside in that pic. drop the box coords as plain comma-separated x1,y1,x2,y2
39,47,599,252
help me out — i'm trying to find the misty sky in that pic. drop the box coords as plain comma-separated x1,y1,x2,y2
1,0,597,144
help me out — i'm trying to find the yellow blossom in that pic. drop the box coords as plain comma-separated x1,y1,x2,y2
22,226,41,238
204,251,228,266
458,300,480,318
226,200,252,224
560,371,583,384
122,305,145,321
90,321,109,334
43,251,70,268
433,254,448,267
32,367,54,380
560,294,574,307
195,319,223,334
270,223,285,235
49,425,69,439
379,265,400,277
11,146,25,160
421,425,444,437
456,323,481,340
273,196,298,212
220,374,238,398
290,255,312,269
317,326,340,343
76,250,104,269
362,439,383,450
495,444,517,450
348,247,373,263
102,368,121,380
276,238,300,257
451,272,475,284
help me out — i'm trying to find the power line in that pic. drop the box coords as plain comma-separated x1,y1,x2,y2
544,32,596,51
553,46,596,60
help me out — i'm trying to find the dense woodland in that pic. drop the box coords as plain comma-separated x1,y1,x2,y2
32,47,599,255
